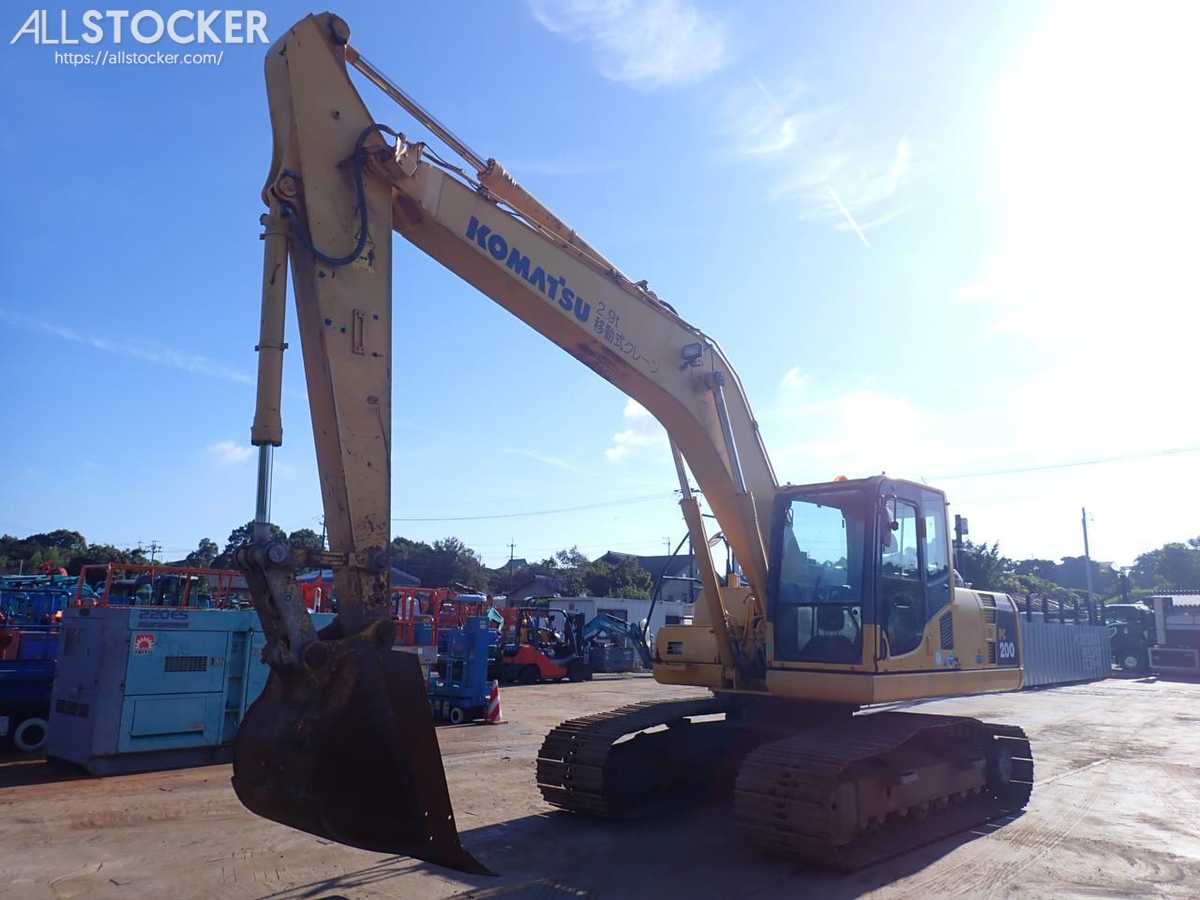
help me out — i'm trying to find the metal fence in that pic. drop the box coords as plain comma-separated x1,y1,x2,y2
1022,615,1112,688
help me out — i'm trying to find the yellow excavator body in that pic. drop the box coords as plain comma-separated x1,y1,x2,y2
232,12,1034,875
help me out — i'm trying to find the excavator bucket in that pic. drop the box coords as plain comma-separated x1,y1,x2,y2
232,621,490,875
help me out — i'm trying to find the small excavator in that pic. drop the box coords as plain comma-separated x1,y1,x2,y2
232,12,1034,876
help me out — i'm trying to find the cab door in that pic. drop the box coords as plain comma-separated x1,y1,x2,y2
877,490,926,662
876,484,953,670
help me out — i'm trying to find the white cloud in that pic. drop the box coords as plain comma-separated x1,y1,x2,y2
208,441,255,465
605,399,668,462
530,0,729,89
717,73,910,240
779,367,809,391
0,307,253,386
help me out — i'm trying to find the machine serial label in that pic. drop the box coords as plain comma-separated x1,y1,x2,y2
134,609,190,628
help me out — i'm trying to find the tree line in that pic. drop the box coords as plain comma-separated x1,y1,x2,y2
956,536,1200,602
0,526,653,599
7,525,1195,603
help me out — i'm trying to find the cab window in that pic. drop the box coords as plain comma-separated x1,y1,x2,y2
774,493,865,664
922,489,951,617
880,498,924,656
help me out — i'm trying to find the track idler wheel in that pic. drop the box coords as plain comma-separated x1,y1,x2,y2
232,617,490,875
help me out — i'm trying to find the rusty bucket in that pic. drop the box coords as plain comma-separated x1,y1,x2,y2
232,619,490,875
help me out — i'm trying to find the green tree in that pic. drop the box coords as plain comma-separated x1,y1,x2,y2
583,556,653,599
957,541,1009,591
223,521,286,555
66,543,132,576
288,528,324,553
390,535,489,590
522,546,590,596
184,538,219,568
1131,539,1200,590
212,521,286,568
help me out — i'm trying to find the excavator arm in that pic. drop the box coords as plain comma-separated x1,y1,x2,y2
234,11,780,871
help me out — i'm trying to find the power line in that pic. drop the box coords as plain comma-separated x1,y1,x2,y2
935,445,1200,481
390,491,676,523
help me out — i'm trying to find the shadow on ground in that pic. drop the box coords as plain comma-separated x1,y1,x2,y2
0,754,87,788
256,801,1018,900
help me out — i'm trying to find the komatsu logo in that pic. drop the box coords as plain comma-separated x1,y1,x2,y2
10,9,269,44
465,216,591,324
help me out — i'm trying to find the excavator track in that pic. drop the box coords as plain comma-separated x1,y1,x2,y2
734,711,1034,870
537,696,744,817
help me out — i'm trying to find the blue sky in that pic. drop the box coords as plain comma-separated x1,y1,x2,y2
1,1,1196,569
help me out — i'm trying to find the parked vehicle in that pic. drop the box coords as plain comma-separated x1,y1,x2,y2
496,608,591,684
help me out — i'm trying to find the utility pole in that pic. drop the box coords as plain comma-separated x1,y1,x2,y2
664,537,672,555
1081,507,1095,610
147,540,161,565
506,541,516,593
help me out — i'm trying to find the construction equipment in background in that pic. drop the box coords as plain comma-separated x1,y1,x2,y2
75,563,249,610
1104,601,1155,672
1104,594,1200,675
46,604,334,774
427,616,499,724
232,13,1051,873
0,623,57,753
1147,594,1200,674
496,608,591,684
1,574,78,626
582,612,653,672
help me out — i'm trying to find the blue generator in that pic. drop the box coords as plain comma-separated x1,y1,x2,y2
46,605,332,774
428,616,494,725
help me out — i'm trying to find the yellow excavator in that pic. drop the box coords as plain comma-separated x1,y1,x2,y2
233,12,1034,876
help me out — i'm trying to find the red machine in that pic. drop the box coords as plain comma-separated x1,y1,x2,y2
496,608,591,684
74,563,247,608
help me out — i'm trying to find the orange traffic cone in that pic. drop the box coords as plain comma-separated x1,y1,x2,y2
484,679,505,725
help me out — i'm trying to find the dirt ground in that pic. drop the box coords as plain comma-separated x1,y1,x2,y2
2,673,1199,899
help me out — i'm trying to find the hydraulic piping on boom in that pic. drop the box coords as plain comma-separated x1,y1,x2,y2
233,12,1034,874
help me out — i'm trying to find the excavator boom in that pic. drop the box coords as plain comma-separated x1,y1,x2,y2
233,12,1033,875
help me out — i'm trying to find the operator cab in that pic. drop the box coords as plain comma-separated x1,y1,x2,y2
770,476,951,667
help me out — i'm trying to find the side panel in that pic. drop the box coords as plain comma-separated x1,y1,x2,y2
876,589,1023,676
765,666,1021,705
118,694,224,753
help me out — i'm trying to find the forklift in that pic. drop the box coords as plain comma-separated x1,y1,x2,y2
496,607,591,684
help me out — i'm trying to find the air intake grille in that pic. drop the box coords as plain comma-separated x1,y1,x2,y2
979,593,997,624
939,613,954,649
164,655,208,673
987,641,997,665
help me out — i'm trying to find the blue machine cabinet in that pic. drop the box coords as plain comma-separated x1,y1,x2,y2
46,605,332,774
428,617,495,725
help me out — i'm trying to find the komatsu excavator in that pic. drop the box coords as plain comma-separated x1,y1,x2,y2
233,12,1034,876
